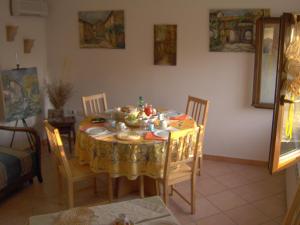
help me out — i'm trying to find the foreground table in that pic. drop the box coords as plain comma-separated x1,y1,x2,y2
29,196,181,225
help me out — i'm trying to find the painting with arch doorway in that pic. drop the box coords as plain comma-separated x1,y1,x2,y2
209,9,270,52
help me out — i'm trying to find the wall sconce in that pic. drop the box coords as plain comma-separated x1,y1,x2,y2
24,38,34,53
6,25,18,42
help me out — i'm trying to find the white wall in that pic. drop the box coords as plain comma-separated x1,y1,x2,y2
46,0,300,161
0,0,47,146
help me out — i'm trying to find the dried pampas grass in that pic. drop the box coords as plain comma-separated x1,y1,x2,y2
47,80,73,109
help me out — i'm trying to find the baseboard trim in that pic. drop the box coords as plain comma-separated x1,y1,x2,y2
203,154,268,167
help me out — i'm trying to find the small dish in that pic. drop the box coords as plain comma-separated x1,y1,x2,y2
85,127,107,136
153,130,169,139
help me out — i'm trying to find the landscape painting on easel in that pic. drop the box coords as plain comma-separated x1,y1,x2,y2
79,10,125,49
209,9,270,52
0,68,41,122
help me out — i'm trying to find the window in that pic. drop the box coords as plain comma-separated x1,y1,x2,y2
269,13,300,174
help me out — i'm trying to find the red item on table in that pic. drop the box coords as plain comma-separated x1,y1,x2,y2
144,104,153,116
144,132,165,141
169,114,189,120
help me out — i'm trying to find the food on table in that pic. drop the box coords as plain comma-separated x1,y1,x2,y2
116,131,141,141
121,105,137,113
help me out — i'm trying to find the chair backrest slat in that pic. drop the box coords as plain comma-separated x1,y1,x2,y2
186,96,209,143
82,92,108,117
163,127,202,180
44,121,72,179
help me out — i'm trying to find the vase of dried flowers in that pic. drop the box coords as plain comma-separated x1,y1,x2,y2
46,80,73,119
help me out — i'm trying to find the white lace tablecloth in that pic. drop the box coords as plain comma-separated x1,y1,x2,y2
29,197,181,225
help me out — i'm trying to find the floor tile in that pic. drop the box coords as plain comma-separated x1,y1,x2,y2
196,213,236,225
273,215,284,224
232,179,285,202
202,161,234,177
260,221,280,225
252,195,286,219
169,195,220,223
207,190,247,211
215,173,251,188
196,177,228,196
225,204,270,225
236,166,271,182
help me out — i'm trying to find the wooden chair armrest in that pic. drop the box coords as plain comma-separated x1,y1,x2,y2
0,125,41,150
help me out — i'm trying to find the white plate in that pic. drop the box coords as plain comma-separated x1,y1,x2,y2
85,127,107,136
154,130,169,139
165,111,183,118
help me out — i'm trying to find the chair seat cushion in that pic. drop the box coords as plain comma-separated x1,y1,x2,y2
0,146,37,191
168,163,192,185
59,158,96,181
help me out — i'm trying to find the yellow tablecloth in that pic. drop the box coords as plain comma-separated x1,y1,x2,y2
75,115,196,180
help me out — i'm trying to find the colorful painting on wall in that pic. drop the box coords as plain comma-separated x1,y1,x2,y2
79,10,125,49
0,68,41,122
154,25,177,65
209,9,270,52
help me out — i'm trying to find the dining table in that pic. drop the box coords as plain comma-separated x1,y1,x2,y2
75,108,197,196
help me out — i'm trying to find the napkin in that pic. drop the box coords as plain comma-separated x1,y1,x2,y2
144,132,166,141
169,114,189,120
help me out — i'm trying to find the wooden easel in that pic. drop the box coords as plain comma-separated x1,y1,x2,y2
10,118,35,149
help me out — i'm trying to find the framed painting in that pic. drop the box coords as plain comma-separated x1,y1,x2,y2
209,9,270,52
0,67,42,122
79,10,125,49
252,17,280,109
154,24,177,66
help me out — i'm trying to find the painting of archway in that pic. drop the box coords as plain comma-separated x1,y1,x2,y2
209,9,270,52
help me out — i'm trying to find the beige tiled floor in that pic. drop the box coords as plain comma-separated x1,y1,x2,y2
0,147,286,225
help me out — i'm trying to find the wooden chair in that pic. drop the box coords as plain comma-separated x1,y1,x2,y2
44,121,113,208
82,92,108,117
185,96,209,176
156,126,202,214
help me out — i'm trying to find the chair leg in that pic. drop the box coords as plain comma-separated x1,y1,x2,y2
68,132,72,154
139,175,144,198
197,156,202,176
108,174,113,202
191,177,196,214
170,185,174,196
163,183,169,205
94,177,97,194
67,181,74,208
155,180,160,196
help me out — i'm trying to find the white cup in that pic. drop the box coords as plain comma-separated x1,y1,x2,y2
160,120,168,129
117,122,126,131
